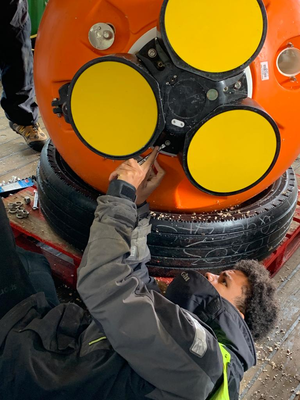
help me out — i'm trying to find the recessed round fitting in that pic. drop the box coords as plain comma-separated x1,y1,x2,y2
206,89,219,101
88,23,115,50
276,47,300,77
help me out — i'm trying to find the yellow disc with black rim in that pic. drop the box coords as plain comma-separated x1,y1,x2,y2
70,61,158,157
164,0,265,73
187,110,278,194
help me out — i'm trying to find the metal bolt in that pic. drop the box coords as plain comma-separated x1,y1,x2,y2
103,30,113,40
148,48,157,58
234,81,242,90
290,76,297,82
223,86,229,93
157,61,165,68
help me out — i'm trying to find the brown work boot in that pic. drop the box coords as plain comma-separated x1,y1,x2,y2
9,122,48,152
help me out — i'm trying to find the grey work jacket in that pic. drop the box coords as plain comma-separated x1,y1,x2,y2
0,194,255,400
77,194,237,400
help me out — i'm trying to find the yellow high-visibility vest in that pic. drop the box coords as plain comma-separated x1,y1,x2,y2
210,344,231,400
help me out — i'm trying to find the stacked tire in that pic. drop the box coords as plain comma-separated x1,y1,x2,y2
37,141,298,276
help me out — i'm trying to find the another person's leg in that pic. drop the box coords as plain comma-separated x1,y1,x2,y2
0,198,35,319
17,247,60,308
0,0,47,151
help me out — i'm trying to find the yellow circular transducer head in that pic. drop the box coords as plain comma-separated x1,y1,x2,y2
69,57,161,158
161,0,266,75
185,108,280,195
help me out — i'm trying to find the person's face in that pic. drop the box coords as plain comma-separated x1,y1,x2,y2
205,270,249,316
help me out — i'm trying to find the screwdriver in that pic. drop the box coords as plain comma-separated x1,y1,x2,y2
138,143,167,165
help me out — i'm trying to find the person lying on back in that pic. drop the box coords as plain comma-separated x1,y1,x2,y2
0,148,278,399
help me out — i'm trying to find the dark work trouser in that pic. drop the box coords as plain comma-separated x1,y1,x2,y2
0,0,38,126
0,198,59,319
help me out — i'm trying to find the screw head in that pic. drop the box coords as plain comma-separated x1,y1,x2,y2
148,48,157,58
103,30,113,40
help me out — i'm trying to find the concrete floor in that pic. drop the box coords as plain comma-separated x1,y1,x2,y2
0,85,299,399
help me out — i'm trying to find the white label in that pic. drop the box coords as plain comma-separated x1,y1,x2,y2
261,61,270,81
189,315,207,357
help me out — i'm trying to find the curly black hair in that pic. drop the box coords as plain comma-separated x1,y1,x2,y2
231,260,279,341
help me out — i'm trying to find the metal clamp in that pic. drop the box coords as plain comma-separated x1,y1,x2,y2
52,83,71,122
8,208,18,214
8,202,24,213
16,210,29,219
7,202,18,210
7,201,30,218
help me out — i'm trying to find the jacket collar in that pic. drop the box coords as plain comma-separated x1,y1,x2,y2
165,271,256,371
0,292,51,346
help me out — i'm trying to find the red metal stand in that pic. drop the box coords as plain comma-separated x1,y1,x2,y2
4,183,300,289
263,180,300,276
4,187,81,288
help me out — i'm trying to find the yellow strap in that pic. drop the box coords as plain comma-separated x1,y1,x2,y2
89,336,107,346
210,343,231,400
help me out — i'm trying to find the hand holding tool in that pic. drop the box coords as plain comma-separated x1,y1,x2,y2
138,144,166,166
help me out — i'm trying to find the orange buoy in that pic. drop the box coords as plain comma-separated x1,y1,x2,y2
34,0,300,212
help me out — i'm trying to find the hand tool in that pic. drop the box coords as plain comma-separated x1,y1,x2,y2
32,190,39,210
138,143,167,166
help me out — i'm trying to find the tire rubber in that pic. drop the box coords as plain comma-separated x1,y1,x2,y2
37,141,298,276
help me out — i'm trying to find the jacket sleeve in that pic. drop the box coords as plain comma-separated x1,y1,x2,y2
126,202,161,293
77,194,223,400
